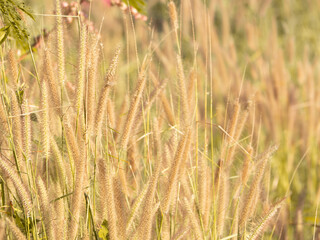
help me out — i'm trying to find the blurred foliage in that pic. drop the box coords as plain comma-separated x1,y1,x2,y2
148,2,167,32
0,0,34,49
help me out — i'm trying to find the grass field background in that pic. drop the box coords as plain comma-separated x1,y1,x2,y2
0,0,319,239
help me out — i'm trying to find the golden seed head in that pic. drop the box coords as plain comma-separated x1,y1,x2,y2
168,1,178,30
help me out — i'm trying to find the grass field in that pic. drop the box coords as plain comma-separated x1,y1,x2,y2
0,0,319,239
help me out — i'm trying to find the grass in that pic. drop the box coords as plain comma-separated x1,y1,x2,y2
0,0,319,239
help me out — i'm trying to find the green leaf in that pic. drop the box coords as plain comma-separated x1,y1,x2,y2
122,0,147,15
98,220,109,240
16,3,35,21
0,0,35,50
7,0,35,21
0,26,10,45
